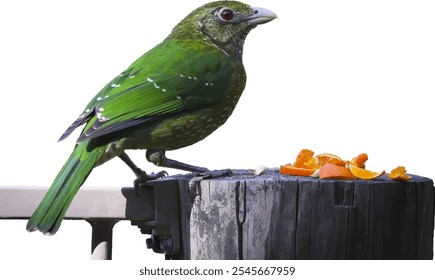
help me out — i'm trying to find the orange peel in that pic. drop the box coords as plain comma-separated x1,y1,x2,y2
388,166,412,181
294,149,315,168
319,163,355,180
348,164,385,180
280,149,412,182
349,153,369,168
280,165,317,176
316,153,346,166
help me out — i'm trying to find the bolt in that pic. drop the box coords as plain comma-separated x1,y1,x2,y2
146,234,161,253
161,236,173,253
146,237,154,249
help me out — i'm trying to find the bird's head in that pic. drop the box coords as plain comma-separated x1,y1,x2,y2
169,1,277,61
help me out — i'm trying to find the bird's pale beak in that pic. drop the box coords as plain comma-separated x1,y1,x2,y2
246,7,277,25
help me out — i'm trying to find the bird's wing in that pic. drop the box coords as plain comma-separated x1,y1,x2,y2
58,40,237,143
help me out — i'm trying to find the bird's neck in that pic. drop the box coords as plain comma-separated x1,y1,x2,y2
167,24,251,63
206,33,247,62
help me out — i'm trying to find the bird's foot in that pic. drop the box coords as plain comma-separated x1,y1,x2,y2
188,169,233,189
119,151,168,191
134,170,168,189
146,149,209,174
200,168,233,179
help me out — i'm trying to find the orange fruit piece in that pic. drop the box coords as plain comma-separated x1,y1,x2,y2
316,153,346,166
348,164,385,180
319,163,355,180
294,149,315,168
350,153,368,168
388,166,412,181
280,165,317,176
304,157,321,169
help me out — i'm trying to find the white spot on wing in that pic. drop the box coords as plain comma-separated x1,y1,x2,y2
96,112,109,122
96,95,109,101
147,77,153,82
154,83,160,89
111,84,121,88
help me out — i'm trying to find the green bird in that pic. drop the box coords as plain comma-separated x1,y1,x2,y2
26,1,276,235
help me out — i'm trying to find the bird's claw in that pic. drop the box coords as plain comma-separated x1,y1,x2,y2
153,170,169,178
188,169,233,189
199,168,233,179
133,170,168,189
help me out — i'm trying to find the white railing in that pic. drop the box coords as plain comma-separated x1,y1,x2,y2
0,186,155,260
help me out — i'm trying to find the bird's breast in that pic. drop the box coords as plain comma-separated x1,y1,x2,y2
126,66,247,151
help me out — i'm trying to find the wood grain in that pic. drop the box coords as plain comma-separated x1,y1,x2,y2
177,171,434,260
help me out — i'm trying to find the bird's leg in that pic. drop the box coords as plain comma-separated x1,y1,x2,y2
146,149,209,174
146,149,233,178
119,152,167,188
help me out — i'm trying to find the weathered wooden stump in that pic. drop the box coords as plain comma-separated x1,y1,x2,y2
170,170,434,260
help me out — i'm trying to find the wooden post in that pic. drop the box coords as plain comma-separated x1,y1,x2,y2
177,171,434,260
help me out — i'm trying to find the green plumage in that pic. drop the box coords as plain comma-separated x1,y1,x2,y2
27,1,276,234
77,39,243,150
27,142,106,234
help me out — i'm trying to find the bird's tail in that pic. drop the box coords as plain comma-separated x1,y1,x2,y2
26,141,106,235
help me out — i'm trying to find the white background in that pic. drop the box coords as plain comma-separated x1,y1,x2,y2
0,0,434,276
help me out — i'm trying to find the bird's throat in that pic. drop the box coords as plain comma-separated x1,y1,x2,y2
201,26,253,62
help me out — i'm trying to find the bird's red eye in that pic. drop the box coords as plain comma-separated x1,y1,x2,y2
219,9,235,21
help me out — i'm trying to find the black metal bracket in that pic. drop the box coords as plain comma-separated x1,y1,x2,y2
129,179,181,258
